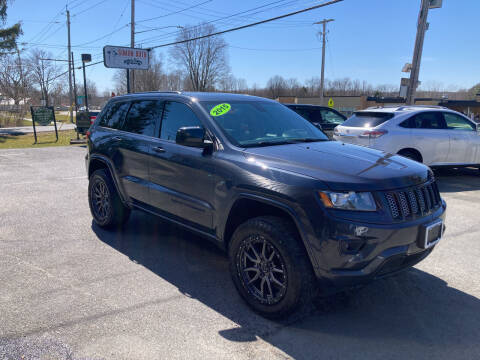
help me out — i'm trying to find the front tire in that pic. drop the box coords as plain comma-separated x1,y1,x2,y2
228,216,316,319
88,168,131,229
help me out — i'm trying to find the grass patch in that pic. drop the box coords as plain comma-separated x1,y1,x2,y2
0,130,81,149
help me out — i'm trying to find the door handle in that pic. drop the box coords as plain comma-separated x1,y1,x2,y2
112,136,122,141
153,146,166,153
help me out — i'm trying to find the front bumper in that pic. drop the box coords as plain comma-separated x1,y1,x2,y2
313,200,446,293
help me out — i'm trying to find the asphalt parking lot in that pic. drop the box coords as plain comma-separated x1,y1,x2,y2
0,146,479,360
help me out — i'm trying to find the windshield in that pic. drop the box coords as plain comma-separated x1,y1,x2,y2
201,100,328,147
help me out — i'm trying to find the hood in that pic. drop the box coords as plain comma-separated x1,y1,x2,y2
243,141,430,191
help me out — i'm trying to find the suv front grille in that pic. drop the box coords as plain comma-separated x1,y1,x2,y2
384,181,441,220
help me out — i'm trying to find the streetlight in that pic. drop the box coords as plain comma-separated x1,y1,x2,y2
81,53,91,112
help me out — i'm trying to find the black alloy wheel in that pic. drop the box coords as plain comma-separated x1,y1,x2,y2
229,216,317,319
237,235,287,305
88,168,131,228
90,177,111,223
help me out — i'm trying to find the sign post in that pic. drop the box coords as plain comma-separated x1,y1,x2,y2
30,106,58,143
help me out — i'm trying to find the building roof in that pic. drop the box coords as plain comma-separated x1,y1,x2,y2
440,100,480,107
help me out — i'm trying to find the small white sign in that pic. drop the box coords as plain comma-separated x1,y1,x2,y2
103,45,150,70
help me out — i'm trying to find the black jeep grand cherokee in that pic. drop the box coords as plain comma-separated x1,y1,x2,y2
86,92,446,318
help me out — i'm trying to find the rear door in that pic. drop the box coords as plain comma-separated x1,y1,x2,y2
443,112,479,164
149,100,214,230
408,112,450,165
114,99,163,204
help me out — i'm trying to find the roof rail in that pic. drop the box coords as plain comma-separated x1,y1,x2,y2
122,91,182,96
395,105,447,111
365,105,400,110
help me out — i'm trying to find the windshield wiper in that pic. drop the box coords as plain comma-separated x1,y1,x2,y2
285,138,329,143
242,140,294,148
242,138,328,148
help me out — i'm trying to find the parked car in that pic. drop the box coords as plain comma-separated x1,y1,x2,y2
285,104,346,138
76,110,99,135
333,106,480,169
86,92,446,318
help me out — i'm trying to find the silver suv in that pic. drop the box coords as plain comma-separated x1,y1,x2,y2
333,106,480,168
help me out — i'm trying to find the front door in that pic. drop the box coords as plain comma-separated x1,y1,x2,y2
149,100,214,230
443,112,480,164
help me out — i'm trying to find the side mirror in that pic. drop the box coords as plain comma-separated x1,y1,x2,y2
176,126,207,148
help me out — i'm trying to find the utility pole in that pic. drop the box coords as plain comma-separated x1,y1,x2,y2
71,52,78,111
16,46,26,108
314,19,334,106
405,0,438,105
66,8,74,123
130,0,135,93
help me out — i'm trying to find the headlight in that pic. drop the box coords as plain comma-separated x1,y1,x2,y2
318,191,376,211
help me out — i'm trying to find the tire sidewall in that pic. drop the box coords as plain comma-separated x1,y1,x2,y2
229,219,305,318
88,170,114,227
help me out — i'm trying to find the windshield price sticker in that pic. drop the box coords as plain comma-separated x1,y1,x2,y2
210,103,231,117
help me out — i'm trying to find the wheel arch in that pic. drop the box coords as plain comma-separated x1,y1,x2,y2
222,194,318,268
88,154,129,204
397,147,423,163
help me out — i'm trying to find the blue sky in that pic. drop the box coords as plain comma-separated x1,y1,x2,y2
6,0,479,93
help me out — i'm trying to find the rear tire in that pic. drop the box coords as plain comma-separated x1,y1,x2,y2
88,168,131,229
398,149,422,163
228,216,317,319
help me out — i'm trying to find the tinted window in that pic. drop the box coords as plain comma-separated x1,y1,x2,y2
443,113,475,131
342,112,393,127
201,100,327,147
411,112,445,129
294,108,322,123
320,109,345,124
121,100,162,136
99,101,130,129
160,101,202,141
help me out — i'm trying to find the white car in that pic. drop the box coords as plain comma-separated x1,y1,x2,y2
333,106,480,169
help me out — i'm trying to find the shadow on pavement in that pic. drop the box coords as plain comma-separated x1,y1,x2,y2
434,167,480,193
92,211,480,359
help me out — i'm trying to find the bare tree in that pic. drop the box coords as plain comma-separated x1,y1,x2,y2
28,49,62,106
170,23,229,91
0,53,29,105
112,69,127,95
266,75,287,99
133,53,166,92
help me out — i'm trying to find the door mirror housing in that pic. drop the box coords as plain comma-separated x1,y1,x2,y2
176,126,207,148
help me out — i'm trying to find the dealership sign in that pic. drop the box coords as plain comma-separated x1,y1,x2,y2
103,45,150,70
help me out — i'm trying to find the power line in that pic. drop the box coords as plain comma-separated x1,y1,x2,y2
71,0,109,17
135,0,309,46
147,0,343,50
135,0,213,24
55,0,342,73
229,45,322,52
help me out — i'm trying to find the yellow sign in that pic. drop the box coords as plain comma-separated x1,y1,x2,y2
210,103,231,117
328,98,334,108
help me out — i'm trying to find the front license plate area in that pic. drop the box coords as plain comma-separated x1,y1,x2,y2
419,220,443,249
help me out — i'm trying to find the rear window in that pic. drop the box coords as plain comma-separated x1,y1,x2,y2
342,112,394,128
